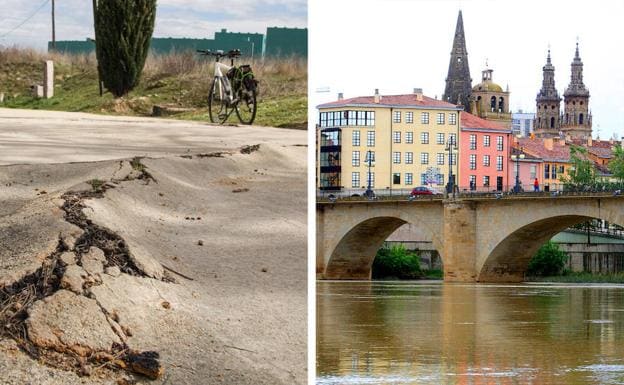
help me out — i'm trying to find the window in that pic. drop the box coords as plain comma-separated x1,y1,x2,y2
497,136,504,151
469,134,477,150
393,152,401,164
367,131,375,146
405,173,413,185
559,165,564,174
352,151,360,166
551,164,557,179
437,113,445,124
367,172,375,188
530,165,536,179
421,132,429,144
449,113,457,125
437,153,445,165
406,112,414,123
483,175,490,187
421,173,427,185
496,156,503,171
544,164,550,179
483,155,490,167
393,131,401,143
365,151,375,163
469,175,476,187
406,132,413,144
393,173,401,185
421,112,430,124
483,135,490,147
319,110,375,127
449,133,457,146
405,152,413,164
393,111,401,123
421,152,429,165
351,172,360,188
352,130,360,146
450,153,457,165
320,129,340,147
437,174,444,185
469,154,476,170
437,133,445,145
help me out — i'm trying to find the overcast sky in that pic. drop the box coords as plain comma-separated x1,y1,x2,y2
0,0,306,48
310,0,624,140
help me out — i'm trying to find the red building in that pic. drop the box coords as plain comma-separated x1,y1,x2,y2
459,112,512,191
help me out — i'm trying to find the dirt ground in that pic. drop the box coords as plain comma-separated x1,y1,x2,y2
0,109,307,384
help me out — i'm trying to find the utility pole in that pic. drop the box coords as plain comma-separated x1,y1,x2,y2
51,0,56,50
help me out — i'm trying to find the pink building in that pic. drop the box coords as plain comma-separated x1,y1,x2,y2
459,112,512,191
508,147,543,192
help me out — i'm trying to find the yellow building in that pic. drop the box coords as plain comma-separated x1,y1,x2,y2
317,89,462,193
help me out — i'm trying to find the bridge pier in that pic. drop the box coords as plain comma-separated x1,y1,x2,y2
443,201,479,282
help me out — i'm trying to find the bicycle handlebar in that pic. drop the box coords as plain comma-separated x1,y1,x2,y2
196,49,241,58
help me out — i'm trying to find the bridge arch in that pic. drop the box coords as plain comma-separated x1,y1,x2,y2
476,198,624,282
318,202,444,280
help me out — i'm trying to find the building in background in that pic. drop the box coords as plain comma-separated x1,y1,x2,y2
459,111,511,191
442,10,472,110
514,137,570,191
317,89,462,192
469,66,512,128
48,27,307,58
561,43,592,139
534,44,593,139
512,110,535,137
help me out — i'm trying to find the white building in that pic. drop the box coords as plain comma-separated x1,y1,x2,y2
512,110,536,137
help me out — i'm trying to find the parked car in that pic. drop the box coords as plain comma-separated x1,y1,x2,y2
410,186,442,196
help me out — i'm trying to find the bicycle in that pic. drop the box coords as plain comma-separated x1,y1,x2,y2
196,49,258,125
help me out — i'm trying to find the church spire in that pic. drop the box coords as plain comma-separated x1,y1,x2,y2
534,49,561,137
442,10,472,111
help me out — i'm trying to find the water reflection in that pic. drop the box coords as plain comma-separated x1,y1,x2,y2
317,281,624,385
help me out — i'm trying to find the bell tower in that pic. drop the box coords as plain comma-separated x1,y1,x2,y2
534,49,561,138
442,10,472,110
561,42,592,139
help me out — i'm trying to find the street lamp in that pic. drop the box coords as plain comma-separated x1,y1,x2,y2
511,151,525,192
365,150,374,199
445,136,457,197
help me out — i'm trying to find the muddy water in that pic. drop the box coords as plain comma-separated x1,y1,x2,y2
317,281,624,385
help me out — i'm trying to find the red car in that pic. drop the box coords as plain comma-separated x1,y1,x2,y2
410,186,442,196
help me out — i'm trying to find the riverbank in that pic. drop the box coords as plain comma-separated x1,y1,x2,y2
526,272,624,283
0,47,307,129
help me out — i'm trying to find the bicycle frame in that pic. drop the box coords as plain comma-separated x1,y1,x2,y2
214,61,234,103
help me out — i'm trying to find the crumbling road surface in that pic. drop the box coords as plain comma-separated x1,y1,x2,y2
0,108,307,384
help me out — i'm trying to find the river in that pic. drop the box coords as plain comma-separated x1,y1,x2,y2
317,281,624,385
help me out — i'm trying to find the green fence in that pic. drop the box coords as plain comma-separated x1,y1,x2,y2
49,27,307,58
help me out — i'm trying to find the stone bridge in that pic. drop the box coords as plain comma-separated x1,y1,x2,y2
317,194,624,282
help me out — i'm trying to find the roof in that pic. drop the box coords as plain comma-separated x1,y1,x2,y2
473,82,503,92
460,112,510,132
517,137,570,162
317,94,460,110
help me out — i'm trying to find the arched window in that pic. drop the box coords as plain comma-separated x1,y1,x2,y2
490,96,496,112
538,117,541,127
565,113,569,124
579,113,584,125
498,97,504,112
550,117,555,128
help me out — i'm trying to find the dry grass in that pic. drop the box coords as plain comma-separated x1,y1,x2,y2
0,47,307,127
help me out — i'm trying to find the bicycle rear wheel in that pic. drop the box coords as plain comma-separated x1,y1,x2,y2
235,85,257,125
208,77,229,124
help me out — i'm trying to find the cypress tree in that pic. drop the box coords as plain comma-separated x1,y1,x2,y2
94,0,157,97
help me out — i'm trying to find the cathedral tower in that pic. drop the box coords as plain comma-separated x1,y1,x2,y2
561,42,592,139
469,66,512,128
534,50,561,138
442,10,472,110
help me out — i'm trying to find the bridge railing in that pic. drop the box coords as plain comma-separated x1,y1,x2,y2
317,183,624,202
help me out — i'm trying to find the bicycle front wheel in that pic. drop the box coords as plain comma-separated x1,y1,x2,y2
235,85,257,125
208,77,228,124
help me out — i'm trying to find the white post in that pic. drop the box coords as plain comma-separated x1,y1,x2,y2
44,60,54,98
